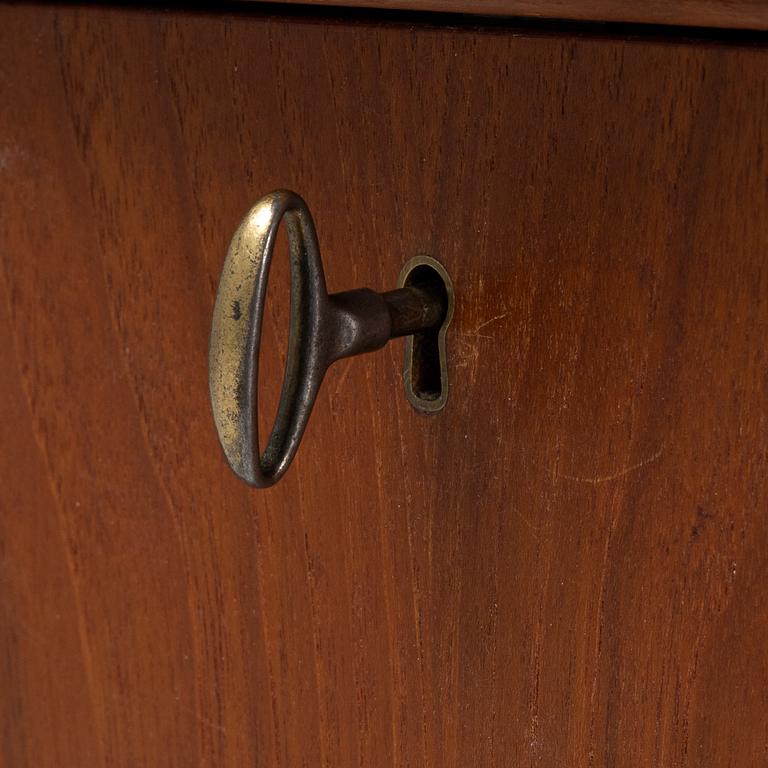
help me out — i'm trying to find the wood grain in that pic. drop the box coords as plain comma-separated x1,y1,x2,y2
2,4,768,766
243,0,768,31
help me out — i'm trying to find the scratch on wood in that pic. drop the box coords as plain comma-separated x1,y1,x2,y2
513,508,540,541
474,312,510,333
331,357,355,398
196,712,227,735
556,445,665,485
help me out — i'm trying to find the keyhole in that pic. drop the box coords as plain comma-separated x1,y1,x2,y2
398,256,454,413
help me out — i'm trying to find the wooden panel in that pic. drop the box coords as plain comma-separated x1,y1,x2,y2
244,0,768,31
2,5,768,766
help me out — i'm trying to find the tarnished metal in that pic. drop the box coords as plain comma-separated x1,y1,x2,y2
209,190,449,488
398,256,454,413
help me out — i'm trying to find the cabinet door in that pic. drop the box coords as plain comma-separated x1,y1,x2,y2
1,5,766,766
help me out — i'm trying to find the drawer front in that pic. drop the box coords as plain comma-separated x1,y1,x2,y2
1,5,766,766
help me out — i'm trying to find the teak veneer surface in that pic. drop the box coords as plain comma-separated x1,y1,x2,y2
244,0,768,31
1,4,767,766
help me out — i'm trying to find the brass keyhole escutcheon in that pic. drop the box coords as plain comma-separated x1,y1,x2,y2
398,256,454,413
